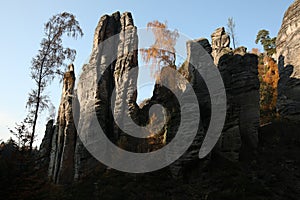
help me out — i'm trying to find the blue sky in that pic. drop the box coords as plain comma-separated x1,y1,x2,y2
0,0,294,145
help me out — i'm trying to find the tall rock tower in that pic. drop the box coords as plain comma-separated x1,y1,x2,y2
41,12,139,184
48,64,76,184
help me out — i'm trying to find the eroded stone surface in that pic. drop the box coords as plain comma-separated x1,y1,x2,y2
38,120,55,170
47,64,77,184
41,12,261,182
276,0,300,120
276,0,300,78
218,53,260,160
211,27,231,65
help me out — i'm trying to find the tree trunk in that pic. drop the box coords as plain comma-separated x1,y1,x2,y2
29,76,42,152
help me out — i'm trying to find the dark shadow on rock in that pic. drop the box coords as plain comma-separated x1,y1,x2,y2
277,55,300,121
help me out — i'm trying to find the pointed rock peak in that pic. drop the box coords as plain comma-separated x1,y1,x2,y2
68,64,74,72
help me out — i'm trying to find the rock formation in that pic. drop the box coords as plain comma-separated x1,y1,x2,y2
47,64,77,184
276,0,300,120
165,36,259,176
167,38,209,177
211,28,259,160
38,120,55,169
40,12,260,183
217,51,260,160
276,0,300,77
112,12,140,150
211,27,231,65
75,11,141,180
40,12,140,183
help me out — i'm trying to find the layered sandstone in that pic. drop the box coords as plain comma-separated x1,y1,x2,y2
276,0,300,120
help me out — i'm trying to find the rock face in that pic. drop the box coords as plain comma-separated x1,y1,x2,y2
276,0,300,120
76,11,139,156
40,12,140,184
189,37,259,162
211,27,231,65
211,32,259,161
217,52,260,160
112,12,140,150
38,120,55,169
276,0,300,78
75,11,140,179
168,37,259,176
48,64,77,184
167,39,209,177
40,12,260,183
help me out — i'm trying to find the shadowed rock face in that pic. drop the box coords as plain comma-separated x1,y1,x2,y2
276,0,300,121
167,38,259,177
181,37,259,163
218,53,260,160
38,119,55,169
197,38,259,160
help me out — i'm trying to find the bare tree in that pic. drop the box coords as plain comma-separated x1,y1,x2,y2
227,17,238,49
26,12,83,151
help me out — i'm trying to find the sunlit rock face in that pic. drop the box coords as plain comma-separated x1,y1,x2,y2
276,0,300,78
41,12,139,184
170,37,259,177
211,27,231,65
47,64,77,184
276,0,300,120
75,11,139,179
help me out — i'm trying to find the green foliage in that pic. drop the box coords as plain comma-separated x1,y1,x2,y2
255,29,276,56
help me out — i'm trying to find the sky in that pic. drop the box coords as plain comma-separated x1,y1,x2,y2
0,0,294,146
